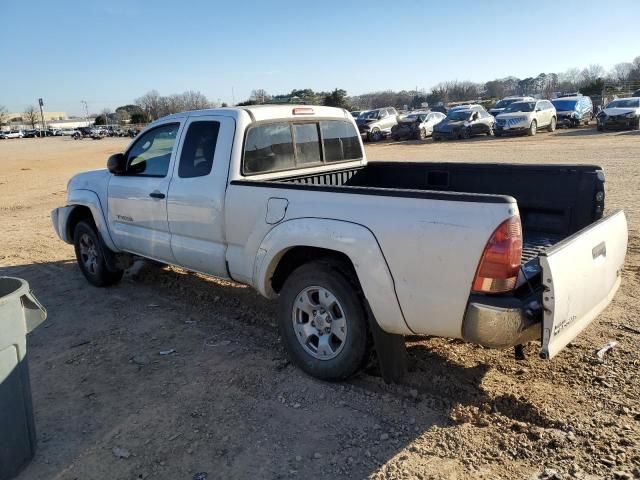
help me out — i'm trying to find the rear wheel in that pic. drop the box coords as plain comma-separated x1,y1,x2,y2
73,221,123,287
548,117,556,132
278,262,369,381
527,120,537,136
461,128,471,139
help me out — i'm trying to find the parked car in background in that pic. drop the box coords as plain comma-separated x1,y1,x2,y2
552,95,593,127
596,97,640,131
391,111,446,140
494,99,556,136
350,111,361,118
432,106,494,140
0,130,24,139
60,128,80,136
22,129,38,138
356,107,398,142
632,89,640,98
489,96,535,117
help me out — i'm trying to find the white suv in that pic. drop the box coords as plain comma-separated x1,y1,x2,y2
494,99,556,136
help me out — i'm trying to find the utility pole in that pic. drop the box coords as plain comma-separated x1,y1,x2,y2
81,100,88,126
38,98,45,136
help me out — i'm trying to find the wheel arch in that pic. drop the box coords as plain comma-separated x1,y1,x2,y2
64,190,119,251
254,218,411,335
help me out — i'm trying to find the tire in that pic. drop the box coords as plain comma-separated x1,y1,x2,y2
417,128,426,140
461,128,471,139
597,124,604,132
527,120,537,136
73,221,123,287
391,135,399,141
486,125,494,136
548,117,556,132
278,262,369,381
367,128,382,142
494,131,502,137
433,134,442,141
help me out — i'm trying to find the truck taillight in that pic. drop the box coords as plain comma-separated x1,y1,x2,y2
472,216,522,294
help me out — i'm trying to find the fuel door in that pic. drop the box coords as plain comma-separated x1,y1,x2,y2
265,197,288,224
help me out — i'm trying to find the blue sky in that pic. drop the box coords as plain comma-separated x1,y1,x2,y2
2,0,639,116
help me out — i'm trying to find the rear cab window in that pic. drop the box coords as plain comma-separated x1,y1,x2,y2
243,120,363,175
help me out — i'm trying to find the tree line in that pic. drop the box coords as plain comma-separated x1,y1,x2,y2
2,54,638,127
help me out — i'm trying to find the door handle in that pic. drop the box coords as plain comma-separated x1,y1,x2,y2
149,191,165,199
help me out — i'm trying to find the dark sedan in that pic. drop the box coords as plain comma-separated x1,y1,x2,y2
596,98,640,131
432,107,494,140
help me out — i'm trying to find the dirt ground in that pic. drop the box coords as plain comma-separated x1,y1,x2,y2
1,129,638,480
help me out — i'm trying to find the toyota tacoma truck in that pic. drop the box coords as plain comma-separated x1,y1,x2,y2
51,105,628,382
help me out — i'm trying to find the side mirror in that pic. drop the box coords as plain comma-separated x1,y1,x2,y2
107,153,126,175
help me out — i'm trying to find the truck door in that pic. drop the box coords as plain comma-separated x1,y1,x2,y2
107,121,183,262
167,115,235,277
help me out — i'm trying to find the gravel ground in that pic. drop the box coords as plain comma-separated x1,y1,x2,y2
0,129,638,480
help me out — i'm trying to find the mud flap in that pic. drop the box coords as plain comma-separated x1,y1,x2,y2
364,302,407,384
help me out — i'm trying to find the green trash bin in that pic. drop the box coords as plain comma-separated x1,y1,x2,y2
0,277,46,480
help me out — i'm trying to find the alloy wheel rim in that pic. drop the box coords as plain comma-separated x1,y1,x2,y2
79,233,99,275
292,286,347,360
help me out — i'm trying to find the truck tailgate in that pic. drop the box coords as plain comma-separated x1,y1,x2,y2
539,210,628,359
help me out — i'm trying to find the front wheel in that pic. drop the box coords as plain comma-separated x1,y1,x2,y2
548,117,556,132
527,120,537,136
417,128,427,140
461,128,471,139
367,128,382,142
73,221,123,287
278,262,369,381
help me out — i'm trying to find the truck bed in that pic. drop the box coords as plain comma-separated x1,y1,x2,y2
266,161,605,257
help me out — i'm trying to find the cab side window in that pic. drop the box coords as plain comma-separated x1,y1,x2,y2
126,123,179,177
178,121,220,178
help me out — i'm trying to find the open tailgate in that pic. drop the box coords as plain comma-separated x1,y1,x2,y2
539,210,628,359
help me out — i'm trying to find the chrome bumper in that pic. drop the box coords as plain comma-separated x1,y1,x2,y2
462,298,541,348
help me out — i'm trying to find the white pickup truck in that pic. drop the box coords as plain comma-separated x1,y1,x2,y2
51,105,628,381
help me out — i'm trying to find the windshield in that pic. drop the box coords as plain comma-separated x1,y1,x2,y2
552,99,577,111
447,110,472,121
361,111,380,120
505,102,536,113
606,99,640,109
494,99,519,109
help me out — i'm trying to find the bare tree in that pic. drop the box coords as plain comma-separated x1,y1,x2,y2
610,62,634,82
250,89,270,104
23,105,39,129
0,105,8,126
580,64,605,84
135,90,163,120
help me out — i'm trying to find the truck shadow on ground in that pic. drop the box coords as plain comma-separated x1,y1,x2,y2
2,260,558,478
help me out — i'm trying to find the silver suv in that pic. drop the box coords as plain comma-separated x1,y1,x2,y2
356,107,398,142
494,99,557,136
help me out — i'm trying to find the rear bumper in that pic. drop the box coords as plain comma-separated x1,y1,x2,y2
462,293,542,348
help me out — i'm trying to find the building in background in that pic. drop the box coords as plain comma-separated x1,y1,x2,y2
2,112,90,131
